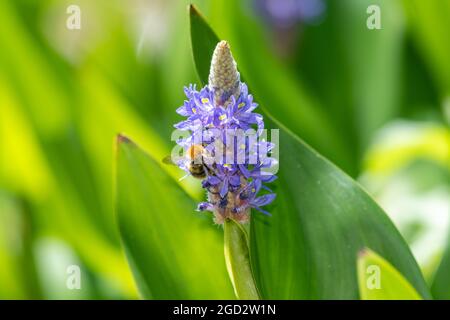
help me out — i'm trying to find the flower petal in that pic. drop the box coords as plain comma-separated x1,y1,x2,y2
252,193,276,207
229,174,241,187
174,120,192,130
252,206,272,216
219,179,229,198
197,202,214,212
207,175,221,185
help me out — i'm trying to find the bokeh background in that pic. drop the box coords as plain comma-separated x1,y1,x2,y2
0,0,449,299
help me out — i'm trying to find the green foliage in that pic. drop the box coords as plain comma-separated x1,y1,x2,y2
357,248,422,300
189,5,220,86
431,237,450,299
0,0,448,300
188,4,430,300
192,2,354,175
115,136,234,299
249,126,431,299
404,0,450,94
223,220,260,300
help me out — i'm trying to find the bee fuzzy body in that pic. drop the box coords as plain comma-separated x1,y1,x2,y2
163,144,213,180
183,144,209,179
188,161,207,179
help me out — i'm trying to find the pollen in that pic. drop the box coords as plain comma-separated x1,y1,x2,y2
239,144,245,150
238,102,245,109
201,98,209,104
219,114,227,121
192,108,197,114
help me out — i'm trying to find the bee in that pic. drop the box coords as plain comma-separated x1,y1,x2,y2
162,144,213,179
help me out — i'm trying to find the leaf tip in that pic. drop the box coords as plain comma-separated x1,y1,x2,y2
358,247,370,259
116,134,133,146
188,3,199,16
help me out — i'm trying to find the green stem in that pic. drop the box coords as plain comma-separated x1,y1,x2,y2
223,219,260,300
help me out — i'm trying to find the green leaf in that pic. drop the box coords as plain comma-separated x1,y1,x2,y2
189,5,220,86
357,248,422,300
0,11,138,297
189,4,354,175
249,126,431,299
336,0,405,148
115,135,235,299
431,238,450,299
403,0,450,94
189,4,431,300
224,219,260,300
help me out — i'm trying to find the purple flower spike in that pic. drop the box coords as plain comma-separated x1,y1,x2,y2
173,41,277,224
254,0,325,27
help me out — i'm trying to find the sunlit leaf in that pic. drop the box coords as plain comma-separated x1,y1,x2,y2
431,238,450,299
190,6,431,299
190,4,354,174
224,219,260,300
335,0,405,148
115,135,235,299
357,248,422,300
404,0,450,94
0,1,70,137
249,124,431,299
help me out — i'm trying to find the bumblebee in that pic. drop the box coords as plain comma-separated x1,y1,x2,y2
163,144,213,179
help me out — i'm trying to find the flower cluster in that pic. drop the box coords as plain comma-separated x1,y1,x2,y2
253,0,325,28
173,41,276,224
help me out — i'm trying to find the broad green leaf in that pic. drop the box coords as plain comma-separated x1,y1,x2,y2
431,238,450,299
115,135,234,299
189,5,220,86
0,194,31,299
189,4,354,175
249,125,431,299
189,5,431,300
362,123,450,177
403,0,450,94
336,0,405,148
0,1,70,137
0,14,137,298
0,77,53,201
224,219,260,300
357,248,422,300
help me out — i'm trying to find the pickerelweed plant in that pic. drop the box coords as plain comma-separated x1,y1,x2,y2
114,5,434,301
171,40,278,299
173,41,277,225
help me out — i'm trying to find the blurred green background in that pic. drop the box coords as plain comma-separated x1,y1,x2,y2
0,0,449,299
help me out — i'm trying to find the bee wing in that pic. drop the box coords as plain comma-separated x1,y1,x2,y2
201,152,215,166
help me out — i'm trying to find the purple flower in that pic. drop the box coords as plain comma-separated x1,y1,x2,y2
225,84,264,134
197,202,214,212
253,0,325,28
215,165,242,197
175,85,216,130
173,41,276,224
236,180,276,216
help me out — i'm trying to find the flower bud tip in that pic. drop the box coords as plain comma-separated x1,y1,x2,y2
208,41,240,106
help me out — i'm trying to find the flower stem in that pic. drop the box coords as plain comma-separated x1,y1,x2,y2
223,219,260,299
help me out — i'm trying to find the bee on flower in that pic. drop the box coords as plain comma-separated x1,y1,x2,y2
169,41,277,224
